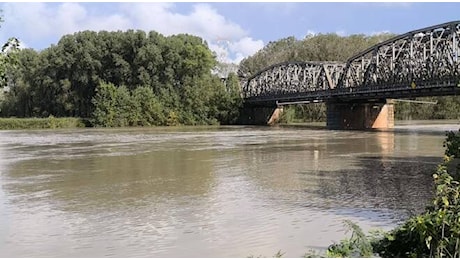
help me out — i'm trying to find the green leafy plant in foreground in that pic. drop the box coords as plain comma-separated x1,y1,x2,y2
326,220,375,258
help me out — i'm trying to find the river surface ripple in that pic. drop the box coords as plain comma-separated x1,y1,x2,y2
0,122,458,257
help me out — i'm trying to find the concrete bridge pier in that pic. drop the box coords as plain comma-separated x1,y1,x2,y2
326,99,394,130
238,104,283,125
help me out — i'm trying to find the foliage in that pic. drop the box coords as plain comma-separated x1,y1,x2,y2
325,220,375,258
303,249,324,258
210,72,243,125
131,86,165,126
394,97,460,121
444,129,460,158
0,30,241,126
278,106,296,124
248,250,285,258
0,117,86,129
91,82,166,127
238,33,395,78
273,250,285,258
91,82,116,127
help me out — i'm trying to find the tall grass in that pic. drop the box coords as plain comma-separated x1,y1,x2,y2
0,117,87,130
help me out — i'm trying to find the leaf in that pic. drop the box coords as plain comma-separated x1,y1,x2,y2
442,197,450,207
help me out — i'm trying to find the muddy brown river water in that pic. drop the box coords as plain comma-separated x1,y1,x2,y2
0,121,458,257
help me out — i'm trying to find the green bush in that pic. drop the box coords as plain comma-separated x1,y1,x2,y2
444,130,460,158
326,220,374,258
91,82,118,127
91,82,167,127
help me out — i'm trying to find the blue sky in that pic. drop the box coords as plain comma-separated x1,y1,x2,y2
0,2,459,64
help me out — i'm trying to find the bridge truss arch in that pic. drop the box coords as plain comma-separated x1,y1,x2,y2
243,61,345,102
339,20,460,90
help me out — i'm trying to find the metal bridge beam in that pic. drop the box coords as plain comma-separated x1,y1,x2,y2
241,21,460,104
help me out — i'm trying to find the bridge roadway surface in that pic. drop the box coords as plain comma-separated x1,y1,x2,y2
242,20,460,106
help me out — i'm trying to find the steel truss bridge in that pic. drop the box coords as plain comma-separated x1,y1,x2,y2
242,21,460,105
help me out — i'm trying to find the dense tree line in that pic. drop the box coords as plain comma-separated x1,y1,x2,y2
0,30,242,126
239,33,460,122
238,33,394,77
394,97,460,120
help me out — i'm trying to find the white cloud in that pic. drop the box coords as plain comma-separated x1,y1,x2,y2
121,3,260,63
1,3,131,39
2,3,53,38
118,3,258,63
305,30,317,38
370,30,392,36
0,2,264,63
377,2,412,8
18,40,27,50
335,30,347,37
228,37,264,63
208,41,230,62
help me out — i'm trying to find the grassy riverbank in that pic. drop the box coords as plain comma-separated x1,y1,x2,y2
0,117,87,130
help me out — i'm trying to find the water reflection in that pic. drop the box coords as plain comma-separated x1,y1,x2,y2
235,130,436,219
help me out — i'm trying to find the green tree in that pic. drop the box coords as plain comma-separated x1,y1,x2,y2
91,82,118,127
1,29,237,126
0,48,40,117
131,86,165,126
210,72,243,124
113,85,135,127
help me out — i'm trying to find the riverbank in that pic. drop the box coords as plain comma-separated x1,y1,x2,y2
0,117,458,131
0,117,87,130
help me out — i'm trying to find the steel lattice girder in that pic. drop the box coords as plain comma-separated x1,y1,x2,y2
339,20,460,89
243,61,346,99
242,21,460,102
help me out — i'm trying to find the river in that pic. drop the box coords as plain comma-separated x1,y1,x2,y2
0,121,458,257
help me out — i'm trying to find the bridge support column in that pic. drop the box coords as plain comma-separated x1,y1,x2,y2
326,99,394,130
238,104,283,125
